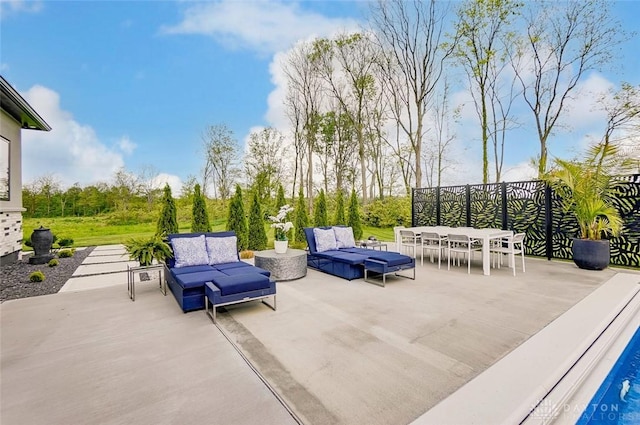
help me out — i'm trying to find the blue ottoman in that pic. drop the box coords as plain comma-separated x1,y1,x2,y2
363,254,415,287
204,274,277,323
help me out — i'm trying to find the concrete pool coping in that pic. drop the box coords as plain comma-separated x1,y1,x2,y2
415,273,640,425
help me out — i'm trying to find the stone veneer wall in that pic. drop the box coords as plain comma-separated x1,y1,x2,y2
0,209,23,262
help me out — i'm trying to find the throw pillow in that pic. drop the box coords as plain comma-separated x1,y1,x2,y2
172,235,209,268
206,236,239,265
314,227,337,253
333,226,356,249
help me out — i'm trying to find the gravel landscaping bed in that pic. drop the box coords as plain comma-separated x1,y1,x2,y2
1,247,95,302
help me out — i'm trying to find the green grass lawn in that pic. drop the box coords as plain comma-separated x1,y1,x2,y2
23,216,395,249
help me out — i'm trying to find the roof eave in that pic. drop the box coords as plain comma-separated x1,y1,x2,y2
0,76,52,132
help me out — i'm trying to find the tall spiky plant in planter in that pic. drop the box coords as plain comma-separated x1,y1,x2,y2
545,141,631,270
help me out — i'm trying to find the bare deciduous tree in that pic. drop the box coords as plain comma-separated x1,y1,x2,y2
201,124,240,200
454,0,521,184
513,0,627,177
371,0,456,189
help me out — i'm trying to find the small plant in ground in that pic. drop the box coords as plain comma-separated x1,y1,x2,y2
239,250,254,259
57,237,74,248
29,271,45,282
58,249,74,258
48,259,59,267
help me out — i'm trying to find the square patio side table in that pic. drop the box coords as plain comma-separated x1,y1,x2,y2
127,264,166,301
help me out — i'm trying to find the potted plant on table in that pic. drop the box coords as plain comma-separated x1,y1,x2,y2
269,205,294,254
544,140,632,270
124,236,173,267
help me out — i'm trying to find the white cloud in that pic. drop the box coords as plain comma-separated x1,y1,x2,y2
152,173,182,196
0,0,43,19
161,0,360,55
118,136,137,155
21,85,126,187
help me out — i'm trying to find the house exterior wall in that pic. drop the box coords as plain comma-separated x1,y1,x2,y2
0,110,25,264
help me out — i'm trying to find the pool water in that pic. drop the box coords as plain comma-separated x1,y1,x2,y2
577,326,640,424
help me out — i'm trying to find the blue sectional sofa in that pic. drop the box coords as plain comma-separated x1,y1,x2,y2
304,227,415,285
165,231,276,316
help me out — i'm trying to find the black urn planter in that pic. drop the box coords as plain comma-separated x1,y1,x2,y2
28,226,55,265
572,239,610,270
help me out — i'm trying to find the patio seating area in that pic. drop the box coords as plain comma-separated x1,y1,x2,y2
2,244,639,425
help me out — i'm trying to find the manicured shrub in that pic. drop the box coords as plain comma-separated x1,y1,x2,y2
348,189,363,240
247,191,268,251
156,183,179,237
58,249,74,258
314,189,328,227
48,259,59,267
29,271,45,282
239,250,254,259
57,237,74,248
333,189,346,225
294,187,309,244
363,197,411,227
227,184,248,250
191,184,211,232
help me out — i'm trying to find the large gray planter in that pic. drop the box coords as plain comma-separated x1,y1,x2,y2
28,226,55,265
572,238,610,270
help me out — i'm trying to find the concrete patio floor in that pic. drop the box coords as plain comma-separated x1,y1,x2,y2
1,246,638,425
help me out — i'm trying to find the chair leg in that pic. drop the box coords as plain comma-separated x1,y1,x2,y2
521,250,526,273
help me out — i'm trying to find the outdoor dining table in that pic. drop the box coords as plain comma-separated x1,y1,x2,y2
400,226,514,276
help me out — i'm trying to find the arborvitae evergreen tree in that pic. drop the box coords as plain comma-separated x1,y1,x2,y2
275,184,286,211
247,191,267,250
314,189,328,227
333,189,346,225
156,184,178,237
227,184,248,250
294,186,309,244
348,188,362,240
191,184,211,232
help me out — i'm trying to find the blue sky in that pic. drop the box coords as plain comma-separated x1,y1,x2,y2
2,0,639,193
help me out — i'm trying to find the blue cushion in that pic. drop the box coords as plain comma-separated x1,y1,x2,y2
368,253,412,267
222,265,271,277
211,273,270,296
170,265,216,275
214,261,252,271
304,227,333,254
174,270,227,289
317,251,368,265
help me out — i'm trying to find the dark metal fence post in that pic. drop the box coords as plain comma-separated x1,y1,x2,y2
465,185,471,227
501,182,508,230
436,186,441,226
545,183,553,261
411,187,415,227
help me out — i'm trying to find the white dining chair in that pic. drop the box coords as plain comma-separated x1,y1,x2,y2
399,230,420,259
447,234,482,274
490,233,526,276
420,232,447,268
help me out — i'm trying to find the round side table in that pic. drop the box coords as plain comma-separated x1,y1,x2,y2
254,249,307,281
